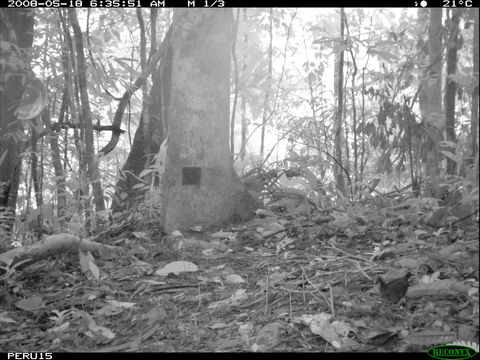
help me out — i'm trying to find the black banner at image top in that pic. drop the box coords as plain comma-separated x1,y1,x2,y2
3,0,477,8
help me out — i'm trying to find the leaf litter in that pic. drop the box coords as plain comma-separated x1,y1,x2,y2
0,185,478,352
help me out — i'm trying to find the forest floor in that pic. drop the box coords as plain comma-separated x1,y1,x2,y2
0,204,479,352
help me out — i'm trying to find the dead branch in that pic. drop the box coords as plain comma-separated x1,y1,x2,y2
0,233,123,271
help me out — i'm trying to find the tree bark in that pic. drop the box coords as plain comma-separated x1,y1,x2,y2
471,9,479,168
423,8,443,178
260,8,273,157
334,9,346,197
161,9,257,232
0,9,35,249
444,9,461,175
41,108,67,220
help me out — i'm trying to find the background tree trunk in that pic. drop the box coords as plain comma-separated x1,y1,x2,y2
423,8,443,178
0,9,35,249
260,8,273,157
334,9,346,197
112,29,172,213
444,9,461,175
68,9,105,214
41,107,67,221
470,9,479,167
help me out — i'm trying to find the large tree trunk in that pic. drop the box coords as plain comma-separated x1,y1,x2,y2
0,9,35,250
161,9,257,232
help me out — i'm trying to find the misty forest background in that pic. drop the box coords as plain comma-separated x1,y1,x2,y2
0,8,478,240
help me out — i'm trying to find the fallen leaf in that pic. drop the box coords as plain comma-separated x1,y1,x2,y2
15,296,44,311
155,261,198,276
225,274,245,284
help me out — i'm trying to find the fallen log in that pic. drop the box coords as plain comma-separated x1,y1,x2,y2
0,234,123,271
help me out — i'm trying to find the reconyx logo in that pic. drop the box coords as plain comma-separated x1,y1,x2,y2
428,344,478,360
